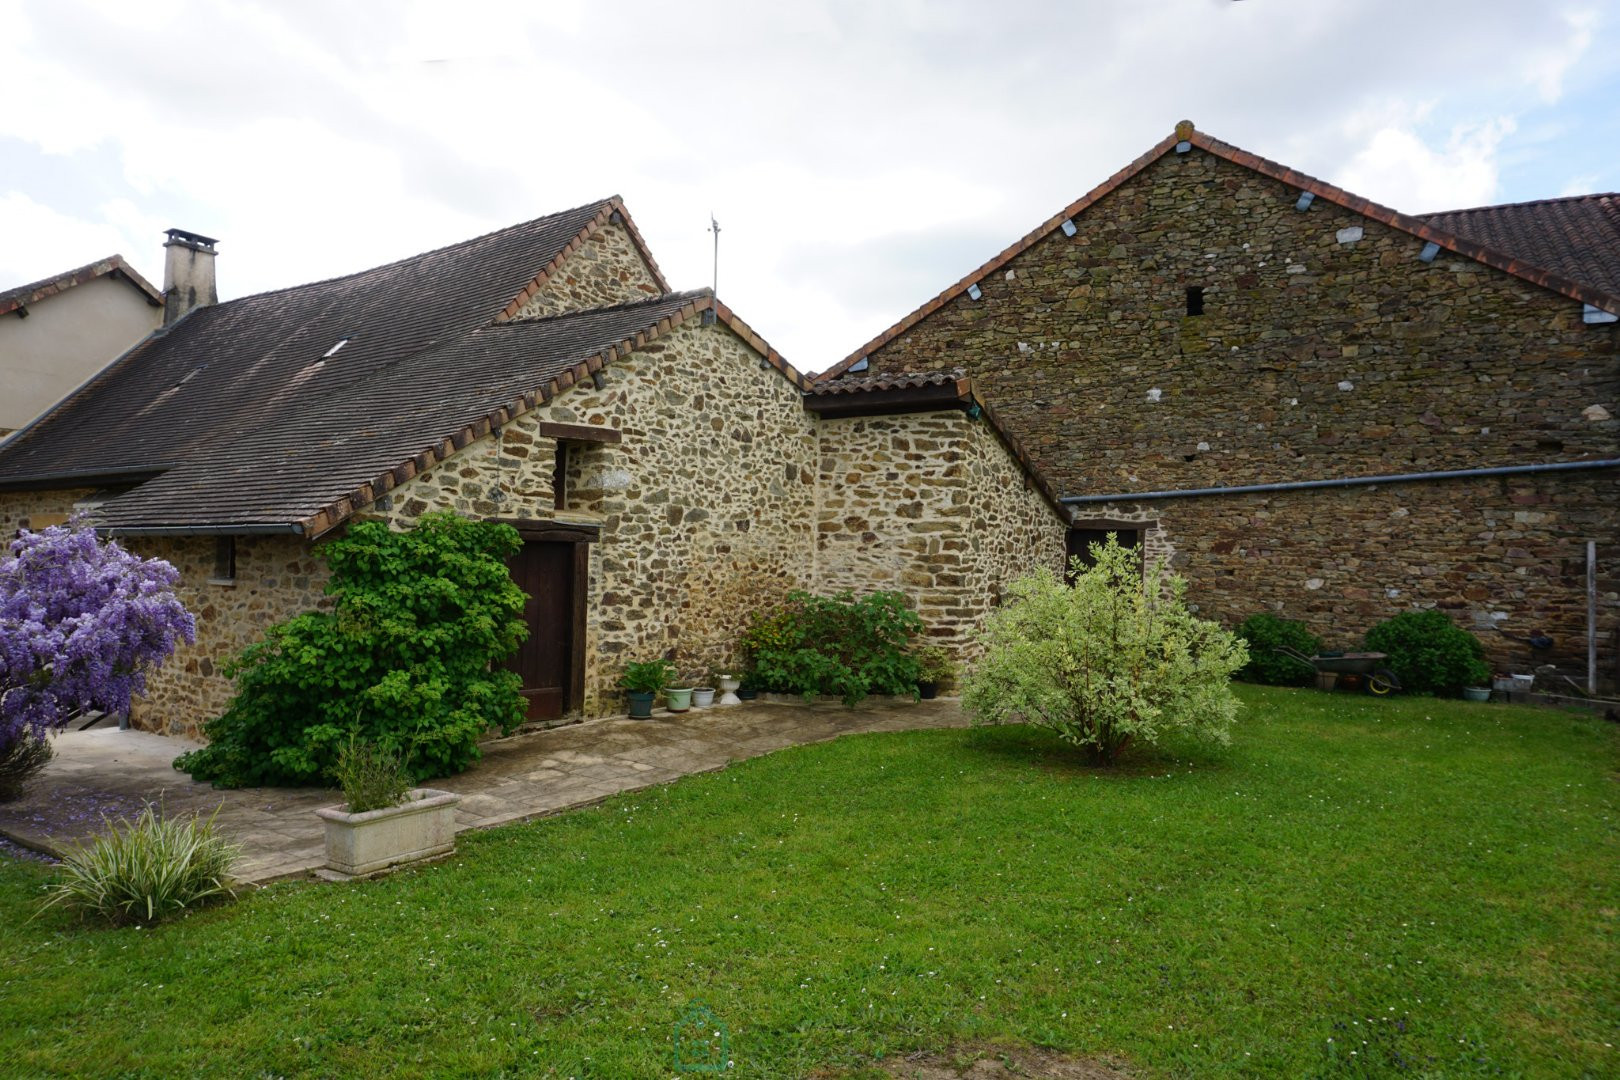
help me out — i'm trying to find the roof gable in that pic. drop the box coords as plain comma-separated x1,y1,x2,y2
0,255,161,316
819,121,1620,381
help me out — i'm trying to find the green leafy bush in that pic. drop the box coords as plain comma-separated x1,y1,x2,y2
741,591,923,705
39,804,239,925
1365,610,1490,696
176,513,528,788
913,645,956,688
963,537,1248,764
333,738,413,814
618,659,675,694
1234,614,1322,685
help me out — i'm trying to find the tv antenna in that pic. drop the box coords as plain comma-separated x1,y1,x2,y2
708,213,721,296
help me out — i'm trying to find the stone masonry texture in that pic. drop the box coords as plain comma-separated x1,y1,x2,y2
856,146,1619,676
508,223,662,319
816,410,1066,660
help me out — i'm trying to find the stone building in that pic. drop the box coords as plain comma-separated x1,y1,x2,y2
0,254,164,440
817,121,1620,681
0,199,1067,737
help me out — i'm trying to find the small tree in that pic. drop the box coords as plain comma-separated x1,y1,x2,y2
176,513,528,788
962,536,1247,764
0,521,193,790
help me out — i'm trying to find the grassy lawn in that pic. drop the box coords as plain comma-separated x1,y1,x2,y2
1,686,1616,1078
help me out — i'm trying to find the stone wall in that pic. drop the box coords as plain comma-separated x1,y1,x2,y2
123,536,330,735
816,410,1068,663
377,316,820,715
858,146,1620,676
509,223,663,320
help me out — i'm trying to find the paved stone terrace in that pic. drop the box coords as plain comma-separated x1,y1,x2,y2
0,697,967,884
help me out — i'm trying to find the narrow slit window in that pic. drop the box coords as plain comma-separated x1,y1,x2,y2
1185,286,1205,316
553,442,568,510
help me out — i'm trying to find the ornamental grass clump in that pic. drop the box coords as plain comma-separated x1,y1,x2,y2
333,738,414,814
963,536,1248,764
39,804,239,926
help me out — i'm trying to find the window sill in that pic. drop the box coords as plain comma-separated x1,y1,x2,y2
206,577,238,588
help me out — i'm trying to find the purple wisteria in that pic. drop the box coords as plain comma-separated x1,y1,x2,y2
0,520,194,747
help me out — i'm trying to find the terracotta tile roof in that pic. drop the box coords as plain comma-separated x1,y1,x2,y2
805,369,969,396
818,121,1620,382
1423,193,1620,299
0,254,162,316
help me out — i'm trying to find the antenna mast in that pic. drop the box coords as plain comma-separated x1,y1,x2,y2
708,213,721,296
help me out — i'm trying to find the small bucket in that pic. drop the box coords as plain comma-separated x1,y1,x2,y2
1315,671,1338,691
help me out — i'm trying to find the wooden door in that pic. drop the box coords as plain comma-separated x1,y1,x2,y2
506,540,577,721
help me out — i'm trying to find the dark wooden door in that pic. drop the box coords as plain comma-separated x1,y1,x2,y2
506,540,576,721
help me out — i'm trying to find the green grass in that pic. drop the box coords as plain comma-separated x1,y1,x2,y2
1,686,1616,1078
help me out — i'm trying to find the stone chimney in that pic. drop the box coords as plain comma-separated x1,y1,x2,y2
162,228,219,326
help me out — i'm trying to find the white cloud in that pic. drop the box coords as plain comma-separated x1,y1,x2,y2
1335,112,1515,213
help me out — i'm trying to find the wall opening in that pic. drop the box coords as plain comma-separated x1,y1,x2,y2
1185,286,1205,316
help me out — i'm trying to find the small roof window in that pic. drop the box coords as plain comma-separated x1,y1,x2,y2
322,338,350,359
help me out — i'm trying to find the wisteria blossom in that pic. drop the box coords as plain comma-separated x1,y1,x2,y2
0,520,194,747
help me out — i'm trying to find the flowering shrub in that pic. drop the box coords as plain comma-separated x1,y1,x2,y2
741,590,922,705
0,521,193,760
176,513,528,788
963,537,1247,764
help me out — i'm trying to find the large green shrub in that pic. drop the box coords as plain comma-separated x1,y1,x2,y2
962,537,1248,764
39,804,239,926
1234,614,1322,685
176,513,528,788
741,590,923,705
1365,610,1490,696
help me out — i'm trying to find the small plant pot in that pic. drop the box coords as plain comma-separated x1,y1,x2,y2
917,681,939,700
717,676,742,705
1315,671,1338,691
691,687,716,708
736,688,758,701
317,789,460,878
666,687,693,712
1462,686,1492,703
626,690,656,719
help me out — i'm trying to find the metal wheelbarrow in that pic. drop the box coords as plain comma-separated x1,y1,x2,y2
1275,646,1402,695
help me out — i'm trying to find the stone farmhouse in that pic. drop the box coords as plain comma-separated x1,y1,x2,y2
818,121,1619,680
0,200,1067,737
0,254,164,440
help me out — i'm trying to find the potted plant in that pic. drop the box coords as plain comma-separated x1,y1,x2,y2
666,683,694,712
1462,686,1492,702
316,739,460,878
691,681,716,708
914,646,956,700
620,659,675,719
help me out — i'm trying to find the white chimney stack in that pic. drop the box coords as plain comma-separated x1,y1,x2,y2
162,228,218,326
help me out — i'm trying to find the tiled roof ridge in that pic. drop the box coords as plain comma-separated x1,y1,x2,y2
200,197,622,310
817,121,1620,382
1422,191,1619,218
0,254,162,315
302,290,809,537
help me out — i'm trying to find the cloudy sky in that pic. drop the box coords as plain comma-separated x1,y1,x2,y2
2,0,1615,372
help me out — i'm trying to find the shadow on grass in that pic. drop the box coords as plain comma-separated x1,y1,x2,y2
961,721,1232,779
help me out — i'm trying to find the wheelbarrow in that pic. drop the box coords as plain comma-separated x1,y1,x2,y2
1275,647,1401,695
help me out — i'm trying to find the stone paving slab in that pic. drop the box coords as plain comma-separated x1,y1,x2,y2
0,697,967,885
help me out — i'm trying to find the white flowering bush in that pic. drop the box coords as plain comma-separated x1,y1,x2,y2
963,536,1247,764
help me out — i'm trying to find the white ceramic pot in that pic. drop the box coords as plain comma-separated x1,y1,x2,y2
692,687,716,708
317,788,460,877
716,675,741,706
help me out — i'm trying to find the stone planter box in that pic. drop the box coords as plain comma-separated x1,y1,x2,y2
316,788,460,878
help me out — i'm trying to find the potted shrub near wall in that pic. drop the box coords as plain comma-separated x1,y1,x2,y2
914,646,956,700
316,741,460,879
620,660,674,719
